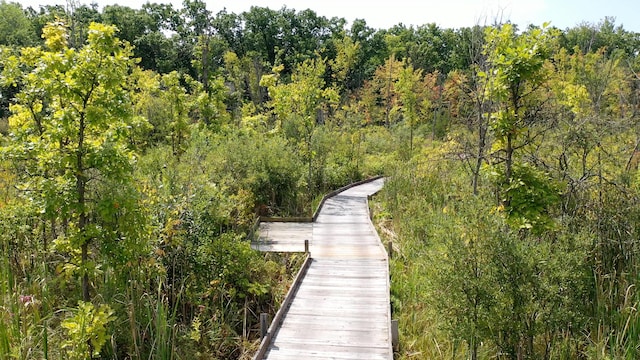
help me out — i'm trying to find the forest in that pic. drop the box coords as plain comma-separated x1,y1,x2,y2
1,0,640,359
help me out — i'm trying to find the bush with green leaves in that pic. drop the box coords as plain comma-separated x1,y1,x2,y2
380,141,592,359
61,301,115,360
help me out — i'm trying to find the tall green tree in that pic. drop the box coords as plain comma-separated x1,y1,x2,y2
135,2,183,72
1,21,146,301
484,23,559,230
262,59,339,199
243,7,280,67
0,1,37,46
329,34,360,94
101,5,151,45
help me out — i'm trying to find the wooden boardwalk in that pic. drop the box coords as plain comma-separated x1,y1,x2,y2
254,178,392,360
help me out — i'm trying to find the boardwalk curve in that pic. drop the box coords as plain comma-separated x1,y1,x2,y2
254,178,391,360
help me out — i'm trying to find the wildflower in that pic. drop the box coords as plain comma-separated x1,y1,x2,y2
19,295,35,307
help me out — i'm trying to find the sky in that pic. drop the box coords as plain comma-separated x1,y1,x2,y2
16,0,640,32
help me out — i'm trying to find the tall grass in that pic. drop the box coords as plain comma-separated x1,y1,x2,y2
586,275,640,359
0,228,53,359
148,290,177,360
372,137,640,359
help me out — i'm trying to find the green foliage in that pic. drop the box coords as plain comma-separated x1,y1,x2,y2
481,23,563,236
61,301,115,359
265,58,339,138
129,125,308,357
262,58,340,199
2,20,146,302
0,1,37,47
2,5,640,360
0,205,51,358
489,162,562,232
380,141,592,359
483,23,554,144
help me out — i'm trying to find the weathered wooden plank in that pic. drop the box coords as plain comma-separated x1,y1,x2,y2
294,287,389,297
265,342,389,360
300,272,387,280
291,282,389,292
270,337,390,352
276,314,390,331
311,248,386,259
283,309,387,320
274,326,388,341
291,293,389,304
309,258,387,266
287,303,388,315
304,263,388,270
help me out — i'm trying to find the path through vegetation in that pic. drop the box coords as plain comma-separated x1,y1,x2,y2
257,178,392,359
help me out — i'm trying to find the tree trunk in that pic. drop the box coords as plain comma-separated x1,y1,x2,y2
77,114,90,302
473,110,487,195
504,132,513,206
82,241,89,302
409,122,413,155
307,133,313,205
385,57,393,127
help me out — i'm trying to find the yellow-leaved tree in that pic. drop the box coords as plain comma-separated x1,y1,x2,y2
1,21,147,307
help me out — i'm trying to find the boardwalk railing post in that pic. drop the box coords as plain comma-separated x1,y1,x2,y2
388,241,393,259
260,313,268,340
391,319,399,351
304,239,309,253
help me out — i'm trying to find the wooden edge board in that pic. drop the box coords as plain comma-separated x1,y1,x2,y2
253,254,313,360
365,193,395,360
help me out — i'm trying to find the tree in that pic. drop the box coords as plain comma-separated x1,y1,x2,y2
348,19,387,89
67,3,102,49
181,0,218,91
212,9,244,56
411,23,447,72
262,58,339,199
133,2,184,73
397,60,428,154
483,23,559,230
329,34,360,95
0,1,37,47
562,17,640,57
446,25,491,195
101,5,151,45
222,51,245,121
243,6,280,67
1,21,145,301
363,55,403,126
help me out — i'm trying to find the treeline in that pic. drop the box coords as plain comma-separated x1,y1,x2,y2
3,1,638,116
1,0,640,359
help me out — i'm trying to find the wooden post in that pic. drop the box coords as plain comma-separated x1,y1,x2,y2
260,313,268,340
391,319,399,351
388,241,393,259
304,239,309,253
